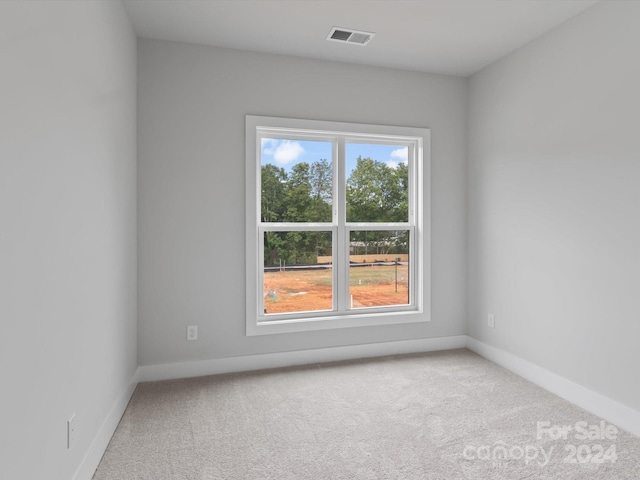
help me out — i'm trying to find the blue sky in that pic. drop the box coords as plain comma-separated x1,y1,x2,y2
261,138,408,176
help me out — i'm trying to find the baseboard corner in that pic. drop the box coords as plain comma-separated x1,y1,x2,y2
72,367,139,480
465,336,640,438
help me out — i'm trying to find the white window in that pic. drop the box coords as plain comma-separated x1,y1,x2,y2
245,115,430,335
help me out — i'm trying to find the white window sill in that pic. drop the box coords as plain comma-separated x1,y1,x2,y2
247,309,429,336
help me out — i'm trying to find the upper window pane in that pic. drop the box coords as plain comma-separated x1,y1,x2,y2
346,143,409,223
261,138,333,223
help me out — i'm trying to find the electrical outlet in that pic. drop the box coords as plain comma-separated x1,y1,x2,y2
187,325,198,341
488,313,495,329
67,414,76,449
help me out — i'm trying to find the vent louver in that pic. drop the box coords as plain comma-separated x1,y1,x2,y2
327,27,375,46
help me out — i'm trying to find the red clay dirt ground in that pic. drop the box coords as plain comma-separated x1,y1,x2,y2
263,265,409,314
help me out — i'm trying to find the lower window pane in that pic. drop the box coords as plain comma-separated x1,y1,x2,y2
349,230,409,309
263,231,333,315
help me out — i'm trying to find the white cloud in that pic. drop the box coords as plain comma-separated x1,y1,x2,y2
261,138,278,156
274,141,304,164
262,139,305,165
386,160,399,169
390,147,408,164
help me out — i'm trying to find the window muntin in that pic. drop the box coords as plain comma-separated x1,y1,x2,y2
246,116,429,335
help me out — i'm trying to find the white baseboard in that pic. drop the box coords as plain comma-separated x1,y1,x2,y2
466,337,640,437
72,368,140,480
138,335,468,382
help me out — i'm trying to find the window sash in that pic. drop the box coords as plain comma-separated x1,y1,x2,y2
258,224,416,321
257,223,417,322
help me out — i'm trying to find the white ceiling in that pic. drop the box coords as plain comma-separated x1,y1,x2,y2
122,0,598,77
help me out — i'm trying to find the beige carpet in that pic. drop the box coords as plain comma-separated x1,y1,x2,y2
93,349,640,479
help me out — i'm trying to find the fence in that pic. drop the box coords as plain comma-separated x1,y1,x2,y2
317,254,409,264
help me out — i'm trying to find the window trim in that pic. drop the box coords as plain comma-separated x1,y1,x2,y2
245,115,430,336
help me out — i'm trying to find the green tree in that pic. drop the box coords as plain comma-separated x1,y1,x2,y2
392,162,409,222
346,156,409,253
346,156,407,222
308,159,332,222
283,162,311,222
261,164,287,222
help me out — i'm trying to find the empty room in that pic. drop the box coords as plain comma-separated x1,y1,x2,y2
2,0,640,479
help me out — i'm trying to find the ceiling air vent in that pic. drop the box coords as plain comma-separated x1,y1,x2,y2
327,27,375,46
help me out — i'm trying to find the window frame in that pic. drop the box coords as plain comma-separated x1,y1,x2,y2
245,115,430,336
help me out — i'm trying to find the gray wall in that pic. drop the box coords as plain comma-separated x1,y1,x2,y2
137,39,468,366
468,1,640,412
0,1,137,478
